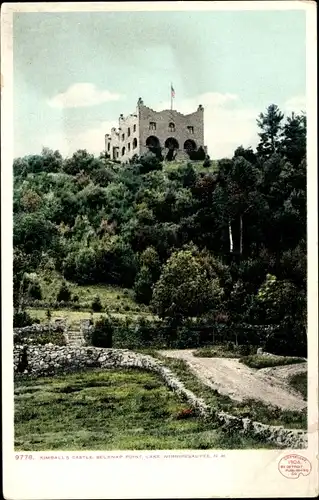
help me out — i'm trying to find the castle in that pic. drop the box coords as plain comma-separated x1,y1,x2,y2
105,97,207,162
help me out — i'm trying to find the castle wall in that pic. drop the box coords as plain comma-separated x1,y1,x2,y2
105,98,206,163
138,102,204,158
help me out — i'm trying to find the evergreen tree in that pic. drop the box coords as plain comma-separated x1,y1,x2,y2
257,104,284,157
280,112,306,166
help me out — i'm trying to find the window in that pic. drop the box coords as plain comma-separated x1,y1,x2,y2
169,122,175,132
128,143,131,152
122,134,125,141
149,121,156,131
187,126,194,134
128,127,131,137
133,124,136,132
122,147,125,156
107,142,110,151
133,138,137,149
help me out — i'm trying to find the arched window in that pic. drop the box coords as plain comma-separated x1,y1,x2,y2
128,143,131,152
128,127,131,137
149,121,156,131
122,147,126,156
187,126,194,134
168,122,175,132
133,138,138,149
107,142,110,151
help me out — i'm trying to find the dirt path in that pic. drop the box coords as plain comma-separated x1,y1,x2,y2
159,350,307,411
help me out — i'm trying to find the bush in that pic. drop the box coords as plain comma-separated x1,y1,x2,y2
91,316,113,347
203,157,211,168
133,266,154,304
13,310,35,327
91,295,103,312
27,281,42,300
72,294,79,302
57,282,71,302
237,344,254,356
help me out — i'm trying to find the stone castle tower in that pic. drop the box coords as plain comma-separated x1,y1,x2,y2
105,97,206,162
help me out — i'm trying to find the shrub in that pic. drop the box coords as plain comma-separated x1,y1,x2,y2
124,304,130,311
91,295,103,312
27,281,42,300
237,344,254,356
13,310,35,327
203,157,211,168
72,294,79,302
91,316,113,347
226,341,234,351
57,282,71,302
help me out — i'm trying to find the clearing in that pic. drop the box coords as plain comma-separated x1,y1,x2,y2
159,349,307,412
14,368,274,451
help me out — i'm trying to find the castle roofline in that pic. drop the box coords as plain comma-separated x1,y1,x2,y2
137,100,204,118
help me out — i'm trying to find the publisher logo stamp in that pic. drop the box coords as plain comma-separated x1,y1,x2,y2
278,454,312,479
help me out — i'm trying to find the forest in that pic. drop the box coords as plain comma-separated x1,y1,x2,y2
13,104,307,356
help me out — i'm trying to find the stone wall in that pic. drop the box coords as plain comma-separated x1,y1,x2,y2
14,344,306,449
14,322,66,344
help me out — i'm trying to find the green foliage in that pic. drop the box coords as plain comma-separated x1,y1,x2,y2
27,281,42,300
257,104,284,157
57,282,71,302
13,310,35,327
91,316,113,347
91,295,103,312
133,266,154,304
151,246,224,320
239,355,305,369
12,105,307,357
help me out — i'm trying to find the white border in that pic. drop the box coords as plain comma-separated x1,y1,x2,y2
1,2,318,498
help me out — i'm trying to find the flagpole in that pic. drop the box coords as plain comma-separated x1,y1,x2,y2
170,82,173,111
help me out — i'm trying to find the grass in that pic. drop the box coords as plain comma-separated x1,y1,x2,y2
239,355,306,370
154,355,307,430
26,309,156,328
14,368,275,451
35,269,150,315
289,372,307,400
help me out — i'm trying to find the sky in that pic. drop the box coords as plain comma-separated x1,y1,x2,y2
13,9,306,159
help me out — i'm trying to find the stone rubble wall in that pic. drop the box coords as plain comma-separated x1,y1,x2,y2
14,345,307,449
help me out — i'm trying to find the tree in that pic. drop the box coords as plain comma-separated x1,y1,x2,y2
257,104,284,157
280,112,306,167
57,281,71,302
63,149,101,175
234,146,257,164
133,266,154,304
151,246,224,321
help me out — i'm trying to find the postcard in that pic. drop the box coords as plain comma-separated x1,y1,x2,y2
1,1,318,498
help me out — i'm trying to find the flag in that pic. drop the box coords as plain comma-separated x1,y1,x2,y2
171,84,175,98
